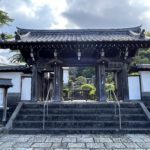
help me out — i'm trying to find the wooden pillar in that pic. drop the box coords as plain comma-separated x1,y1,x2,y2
38,72,44,101
117,71,123,100
60,68,63,101
31,64,38,101
97,62,107,101
122,63,129,101
95,66,99,100
52,64,62,102
114,71,118,92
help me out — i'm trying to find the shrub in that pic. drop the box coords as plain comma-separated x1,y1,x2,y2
105,83,115,92
81,84,96,100
63,88,69,99
75,76,87,87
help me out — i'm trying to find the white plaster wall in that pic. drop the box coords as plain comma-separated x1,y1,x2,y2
140,71,150,92
21,77,31,100
63,68,69,84
0,88,4,106
128,76,141,100
0,72,22,93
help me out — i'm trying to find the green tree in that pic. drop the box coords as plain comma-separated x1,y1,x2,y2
76,67,95,78
9,52,25,63
81,84,96,100
146,32,150,37
69,67,95,78
131,32,150,66
0,10,13,26
75,76,87,88
132,48,150,65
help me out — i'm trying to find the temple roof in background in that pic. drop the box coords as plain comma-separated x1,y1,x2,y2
131,64,150,72
0,65,31,72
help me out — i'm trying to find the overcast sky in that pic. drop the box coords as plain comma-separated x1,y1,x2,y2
1,0,150,33
0,0,150,64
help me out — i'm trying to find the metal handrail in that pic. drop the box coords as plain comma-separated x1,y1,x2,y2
112,91,122,130
107,89,122,130
43,84,51,130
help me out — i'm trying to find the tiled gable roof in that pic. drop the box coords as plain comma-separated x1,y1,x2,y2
14,26,148,42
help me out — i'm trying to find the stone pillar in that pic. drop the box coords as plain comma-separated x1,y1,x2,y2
52,63,62,102
97,62,107,102
31,64,39,101
122,63,129,101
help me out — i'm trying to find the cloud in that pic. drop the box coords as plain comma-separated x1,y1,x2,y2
0,49,18,64
1,0,54,32
0,0,70,33
1,0,150,65
63,0,150,30
0,55,9,64
1,0,150,34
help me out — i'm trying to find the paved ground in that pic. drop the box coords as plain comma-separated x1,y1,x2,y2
1,134,150,150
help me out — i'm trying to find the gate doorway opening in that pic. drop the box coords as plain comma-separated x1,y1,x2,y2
105,72,118,102
63,67,96,101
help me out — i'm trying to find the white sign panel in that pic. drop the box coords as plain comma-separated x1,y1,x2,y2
0,88,4,106
21,77,31,101
140,71,150,92
63,67,69,84
128,76,141,100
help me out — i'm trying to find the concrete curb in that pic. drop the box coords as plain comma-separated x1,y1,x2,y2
139,102,150,120
5,102,23,130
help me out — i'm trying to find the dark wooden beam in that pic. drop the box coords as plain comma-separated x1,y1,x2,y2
31,64,39,101
51,64,62,102
97,63,107,101
122,63,129,101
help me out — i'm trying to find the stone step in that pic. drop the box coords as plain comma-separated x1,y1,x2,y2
19,108,143,115
13,120,119,128
9,127,120,134
13,120,150,128
9,127,150,134
23,103,140,109
16,114,147,121
9,103,150,134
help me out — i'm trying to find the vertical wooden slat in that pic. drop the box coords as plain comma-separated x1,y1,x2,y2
97,62,107,101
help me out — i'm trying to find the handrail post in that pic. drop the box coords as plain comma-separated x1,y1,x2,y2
112,90,122,130
43,84,52,130
43,103,45,130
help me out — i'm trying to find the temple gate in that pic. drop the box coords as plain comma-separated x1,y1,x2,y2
1,26,150,102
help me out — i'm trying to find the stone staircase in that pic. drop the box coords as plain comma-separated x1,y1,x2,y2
9,102,150,134
144,102,150,112
0,105,16,125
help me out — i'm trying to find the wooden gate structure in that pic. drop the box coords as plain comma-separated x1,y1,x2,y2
1,26,150,102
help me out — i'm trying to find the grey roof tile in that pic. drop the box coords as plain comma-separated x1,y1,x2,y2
0,65,31,72
1,26,149,43
0,78,13,87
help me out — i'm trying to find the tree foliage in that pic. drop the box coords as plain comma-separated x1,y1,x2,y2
132,48,150,65
0,10,13,26
81,84,96,100
74,76,87,89
69,67,95,78
9,52,25,63
76,67,95,78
